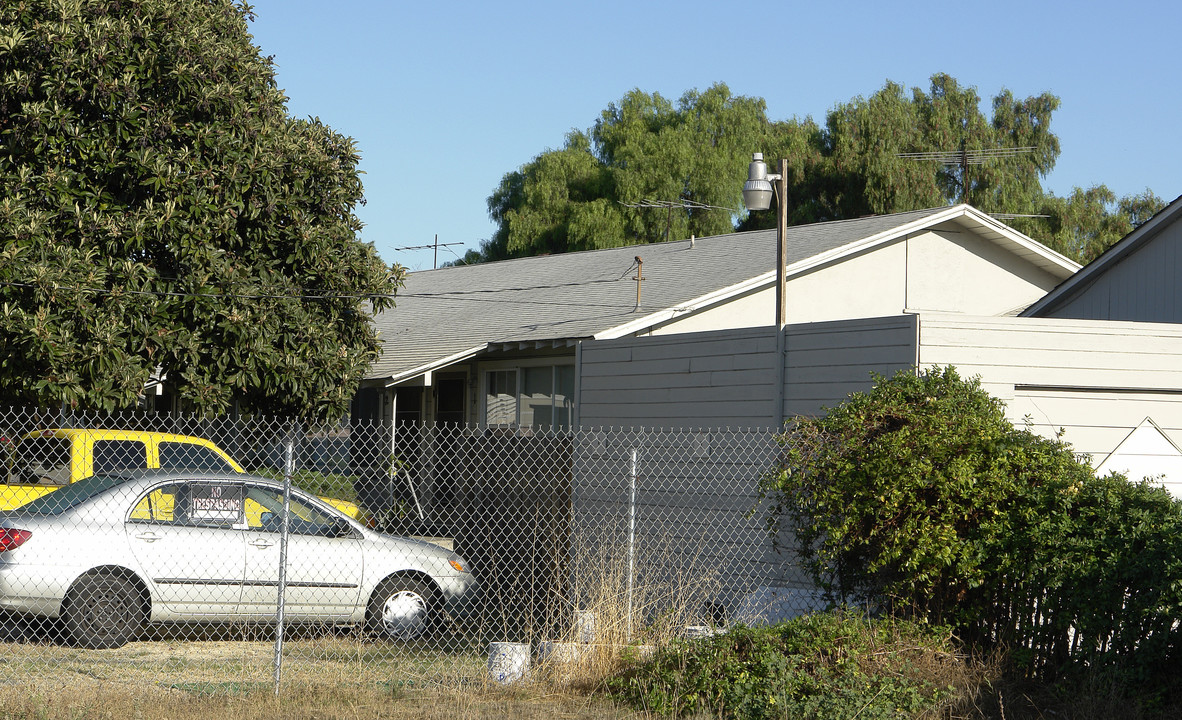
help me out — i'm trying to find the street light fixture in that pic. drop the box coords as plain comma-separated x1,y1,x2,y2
743,152,788,328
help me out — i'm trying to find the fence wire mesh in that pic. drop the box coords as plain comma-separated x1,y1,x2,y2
0,407,820,691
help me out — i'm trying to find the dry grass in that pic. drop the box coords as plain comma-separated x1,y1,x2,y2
0,680,645,720
1,626,1176,720
0,634,648,720
518,532,722,693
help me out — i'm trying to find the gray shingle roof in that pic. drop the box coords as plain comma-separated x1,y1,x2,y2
367,206,1070,383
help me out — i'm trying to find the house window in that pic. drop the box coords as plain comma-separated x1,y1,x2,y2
484,365,575,429
486,369,518,426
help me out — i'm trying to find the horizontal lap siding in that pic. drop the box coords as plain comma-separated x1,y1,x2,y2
579,317,920,429
784,315,919,418
579,327,782,429
917,315,1182,460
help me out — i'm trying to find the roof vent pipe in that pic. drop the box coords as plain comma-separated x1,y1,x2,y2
632,256,645,310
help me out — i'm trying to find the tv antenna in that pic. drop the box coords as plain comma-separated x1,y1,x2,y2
618,198,740,242
897,144,1037,203
393,234,464,269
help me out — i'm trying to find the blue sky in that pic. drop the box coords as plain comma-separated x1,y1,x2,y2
246,0,1180,271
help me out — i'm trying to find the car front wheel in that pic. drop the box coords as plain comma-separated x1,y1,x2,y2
366,576,437,640
63,570,146,649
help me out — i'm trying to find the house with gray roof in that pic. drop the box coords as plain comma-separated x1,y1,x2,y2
574,195,1182,500
353,204,1078,430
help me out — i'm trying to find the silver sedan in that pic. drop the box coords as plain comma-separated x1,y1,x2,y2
0,471,476,648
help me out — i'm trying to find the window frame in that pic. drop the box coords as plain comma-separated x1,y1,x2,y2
479,359,576,430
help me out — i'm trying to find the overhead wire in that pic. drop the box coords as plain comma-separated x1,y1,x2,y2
0,259,648,307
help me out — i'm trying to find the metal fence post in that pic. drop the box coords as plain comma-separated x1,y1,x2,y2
273,429,295,694
627,447,638,641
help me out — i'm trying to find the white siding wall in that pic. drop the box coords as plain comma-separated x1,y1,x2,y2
579,317,921,428
1036,218,1182,323
647,228,1068,337
783,315,919,418
650,286,775,336
904,226,1064,315
916,314,1182,470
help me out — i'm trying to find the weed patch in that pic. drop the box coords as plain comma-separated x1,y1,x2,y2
607,611,969,719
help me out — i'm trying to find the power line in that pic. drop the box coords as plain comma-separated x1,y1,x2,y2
393,234,463,269
0,264,641,304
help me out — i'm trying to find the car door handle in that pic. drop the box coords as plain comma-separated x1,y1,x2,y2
248,538,274,549
134,532,161,543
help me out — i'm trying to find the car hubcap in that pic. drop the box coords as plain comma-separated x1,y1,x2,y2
380,590,427,637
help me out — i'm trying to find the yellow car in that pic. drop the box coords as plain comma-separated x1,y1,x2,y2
2,428,363,520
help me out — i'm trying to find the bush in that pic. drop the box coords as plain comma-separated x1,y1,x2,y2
759,366,1182,693
607,612,962,720
760,367,1089,630
1040,474,1182,687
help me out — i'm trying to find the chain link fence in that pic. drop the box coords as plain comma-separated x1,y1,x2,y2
0,407,821,691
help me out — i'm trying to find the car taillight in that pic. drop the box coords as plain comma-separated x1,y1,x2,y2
0,529,31,552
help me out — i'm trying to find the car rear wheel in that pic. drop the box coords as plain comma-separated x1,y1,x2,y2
366,576,437,640
63,571,145,649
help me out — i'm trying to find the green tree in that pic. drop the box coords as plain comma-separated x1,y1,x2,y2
478,83,768,260
0,0,402,418
791,74,1163,259
746,74,1062,224
481,74,1162,265
1011,186,1166,263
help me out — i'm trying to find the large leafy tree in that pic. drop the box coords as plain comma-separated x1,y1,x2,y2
777,74,1163,258
0,0,402,418
476,74,1162,265
470,83,769,261
810,74,1059,219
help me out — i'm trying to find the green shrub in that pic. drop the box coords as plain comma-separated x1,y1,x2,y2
759,366,1182,693
760,367,1090,633
1039,474,1182,687
608,612,958,719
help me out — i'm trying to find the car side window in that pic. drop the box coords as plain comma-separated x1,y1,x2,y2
12,437,71,486
130,482,245,529
129,484,183,524
244,485,346,537
93,440,148,475
183,483,245,528
158,442,235,473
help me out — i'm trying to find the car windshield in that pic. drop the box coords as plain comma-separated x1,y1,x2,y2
13,474,131,515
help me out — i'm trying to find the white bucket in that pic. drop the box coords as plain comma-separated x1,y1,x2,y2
537,640,580,665
488,642,530,685
574,610,596,644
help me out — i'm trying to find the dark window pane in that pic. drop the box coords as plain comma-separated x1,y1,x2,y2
93,440,147,474
13,437,71,485
159,442,235,473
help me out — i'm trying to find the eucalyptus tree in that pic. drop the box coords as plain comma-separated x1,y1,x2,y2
0,0,402,418
797,74,1061,220
482,83,769,259
744,74,1162,261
